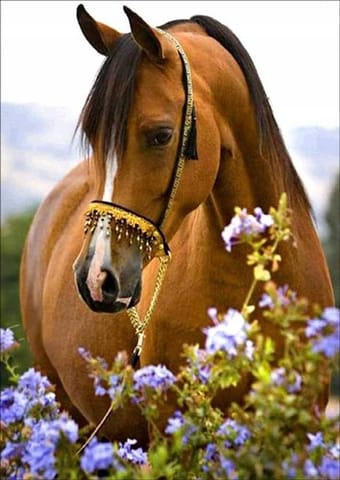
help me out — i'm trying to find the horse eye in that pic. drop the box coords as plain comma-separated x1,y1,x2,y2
147,128,173,147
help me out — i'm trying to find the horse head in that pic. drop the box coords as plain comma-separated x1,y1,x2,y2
73,6,224,313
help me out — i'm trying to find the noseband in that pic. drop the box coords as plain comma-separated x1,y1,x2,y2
82,30,198,367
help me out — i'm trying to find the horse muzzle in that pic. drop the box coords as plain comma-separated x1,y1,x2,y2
73,201,169,314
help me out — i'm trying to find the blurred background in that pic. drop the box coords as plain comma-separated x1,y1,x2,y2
1,1,339,391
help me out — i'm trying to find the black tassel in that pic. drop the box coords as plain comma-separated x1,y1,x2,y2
130,351,141,369
184,105,198,160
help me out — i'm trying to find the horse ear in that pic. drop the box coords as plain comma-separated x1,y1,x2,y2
77,4,122,56
123,6,165,63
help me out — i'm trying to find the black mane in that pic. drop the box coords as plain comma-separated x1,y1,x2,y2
78,33,141,160
189,14,311,211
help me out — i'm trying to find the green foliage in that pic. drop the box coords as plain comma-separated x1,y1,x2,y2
1,208,36,386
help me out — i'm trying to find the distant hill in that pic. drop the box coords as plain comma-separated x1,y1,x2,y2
1,103,79,219
1,102,339,238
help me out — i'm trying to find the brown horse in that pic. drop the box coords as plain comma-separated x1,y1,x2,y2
20,5,333,445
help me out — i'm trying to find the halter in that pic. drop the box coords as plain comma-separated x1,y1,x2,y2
82,30,197,367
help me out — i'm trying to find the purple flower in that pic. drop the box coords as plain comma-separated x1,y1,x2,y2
282,453,298,479
222,207,273,252
306,308,339,358
204,442,218,462
304,459,319,478
22,415,78,480
204,309,249,357
259,293,274,309
307,431,325,451
259,285,296,310
189,348,212,384
80,438,117,474
165,410,185,434
218,419,250,447
133,365,176,392
319,456,340,480
245,340,255,360
107,373,124,400
0,440,25,462
78,346,92,362
18,368,51,394
254,207,274,228
0,328,18,353
118,439,147,465
271,367,302,393
202,444,238,478
312,335,339,358
220,456,238,478
0,388,27,425
306,319,327,337
323,307,340,325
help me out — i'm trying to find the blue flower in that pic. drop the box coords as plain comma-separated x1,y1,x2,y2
78,346,92,362
218,419,250,447
80,438,117,474
312,335,339,358
22,414,78,480
18,368,51,394
220,456,238,478
270,367,302,393
245,340,255,360
133,365,176,393
319,456,340,480
259,293,274,309
306,319,327,337
306,308,339,358
0,440,25,462
204,309,249,357
222,207,273,252
307,431,325,451
165,410,185,434
107,373,124,400
118,439,147,465
323,307,340,325
281,453,298,479
259,285,296,310
0,328,18,353
303,459,319,478
189,348,211,384
0,388,27,425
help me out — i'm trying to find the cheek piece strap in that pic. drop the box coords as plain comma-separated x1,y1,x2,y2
82,29,197,368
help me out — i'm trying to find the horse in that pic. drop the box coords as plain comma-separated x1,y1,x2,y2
20,4,334,445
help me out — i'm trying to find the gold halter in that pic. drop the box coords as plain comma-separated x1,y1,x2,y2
83,30,197,367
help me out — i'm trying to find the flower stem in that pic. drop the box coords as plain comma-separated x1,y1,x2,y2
241,277,258,317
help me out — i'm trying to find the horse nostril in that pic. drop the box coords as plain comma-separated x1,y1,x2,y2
101,269,119,299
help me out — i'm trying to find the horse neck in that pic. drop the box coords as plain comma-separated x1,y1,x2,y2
207,145,286,233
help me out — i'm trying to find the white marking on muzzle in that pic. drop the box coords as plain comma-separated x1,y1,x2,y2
102,152,118,202
86,229,107,302
86,153,118,302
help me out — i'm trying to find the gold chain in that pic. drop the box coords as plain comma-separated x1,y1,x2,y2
127,255,171,359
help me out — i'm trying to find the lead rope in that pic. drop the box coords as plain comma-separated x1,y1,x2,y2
77,31,195,453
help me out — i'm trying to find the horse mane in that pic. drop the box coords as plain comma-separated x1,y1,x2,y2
188,15,311,212
77,33,141,161
78,14,311,213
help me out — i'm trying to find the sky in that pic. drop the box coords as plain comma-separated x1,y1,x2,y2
1,0,339,131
